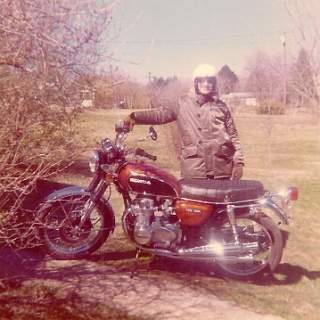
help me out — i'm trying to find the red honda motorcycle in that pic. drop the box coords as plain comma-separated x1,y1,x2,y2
37,121,298,278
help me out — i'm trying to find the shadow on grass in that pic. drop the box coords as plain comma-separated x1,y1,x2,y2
88,250,137,262
0,247,46,289
64,160,92,178
0,248,144,320
0,282,106,320
147,257,320,286
1,246,319,289
250,263,320,286
0,248,138,287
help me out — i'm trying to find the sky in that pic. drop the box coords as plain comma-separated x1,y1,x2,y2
108,0,292,82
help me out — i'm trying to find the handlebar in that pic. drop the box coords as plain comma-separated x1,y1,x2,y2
135,148,157,161
113,120,157,161
115,120,130,134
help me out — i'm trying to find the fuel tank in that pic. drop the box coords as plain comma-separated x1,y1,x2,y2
117,162,180,197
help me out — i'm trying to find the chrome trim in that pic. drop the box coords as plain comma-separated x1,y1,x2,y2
262,196,289,224
178,196,264,205
89,150,100,173
227,205,240,244
135,244,257,263
79,199,96,228
215,256,255,263
128,190,264,206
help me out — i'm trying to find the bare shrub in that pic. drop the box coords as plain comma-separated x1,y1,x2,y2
0,0,115,248
256,100,285,115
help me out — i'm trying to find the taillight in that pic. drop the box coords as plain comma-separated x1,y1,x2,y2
288,186,299,201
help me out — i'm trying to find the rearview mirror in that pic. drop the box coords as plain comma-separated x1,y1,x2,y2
149,126,158,141
115,119,124,133
115,119,130,134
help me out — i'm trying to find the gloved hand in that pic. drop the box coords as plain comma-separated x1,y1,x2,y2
231,163,243,180
123,114,136,131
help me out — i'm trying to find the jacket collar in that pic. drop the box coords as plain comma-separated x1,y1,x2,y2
188,89,217,106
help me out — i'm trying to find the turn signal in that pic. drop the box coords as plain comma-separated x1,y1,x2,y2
105,172,114,183
288,187,299,201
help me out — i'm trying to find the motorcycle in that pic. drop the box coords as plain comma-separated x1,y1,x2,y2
37,121,298,278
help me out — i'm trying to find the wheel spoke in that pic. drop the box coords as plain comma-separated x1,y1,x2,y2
216,216,275,277
42,197,108,258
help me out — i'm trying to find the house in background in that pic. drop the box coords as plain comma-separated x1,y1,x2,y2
80,87,96,109
221,92,257,110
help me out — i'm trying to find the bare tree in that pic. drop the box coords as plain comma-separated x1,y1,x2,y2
284,0,320,112
0,0,115,248
290,48,318,107
244,51,284,104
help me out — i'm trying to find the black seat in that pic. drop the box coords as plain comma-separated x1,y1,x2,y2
179,179,265,203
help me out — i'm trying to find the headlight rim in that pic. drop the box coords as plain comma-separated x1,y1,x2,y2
89,150,100,173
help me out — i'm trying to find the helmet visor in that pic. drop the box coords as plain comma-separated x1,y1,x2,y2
196,76,216,85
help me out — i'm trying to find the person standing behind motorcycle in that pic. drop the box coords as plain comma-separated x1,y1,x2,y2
124,64,244,180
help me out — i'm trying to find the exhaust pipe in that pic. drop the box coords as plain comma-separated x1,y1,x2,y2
137,242,259,263
177,241,259,257
214,255,256,263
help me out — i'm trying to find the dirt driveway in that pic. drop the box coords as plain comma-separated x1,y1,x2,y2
1,248,284,320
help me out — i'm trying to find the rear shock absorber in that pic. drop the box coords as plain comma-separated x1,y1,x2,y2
227,205,240,245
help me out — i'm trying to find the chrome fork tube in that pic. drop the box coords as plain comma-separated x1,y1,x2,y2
79,199,96,228
79,180,108,227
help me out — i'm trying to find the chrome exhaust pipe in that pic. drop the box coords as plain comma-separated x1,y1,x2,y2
137,242,259,263
177,242,259,257
214,255,255,263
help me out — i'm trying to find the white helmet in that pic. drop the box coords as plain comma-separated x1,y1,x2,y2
193,64,218,96
193,64,216,80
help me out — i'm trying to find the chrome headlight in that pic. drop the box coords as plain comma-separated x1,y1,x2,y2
101,138,116,163
89,150,100,173
101,138,114,153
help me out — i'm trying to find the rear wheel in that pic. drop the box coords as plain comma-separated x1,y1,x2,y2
215,214,283,279
40,196,111,259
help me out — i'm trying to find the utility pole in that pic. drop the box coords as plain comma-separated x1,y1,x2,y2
109,64,115,108
148,72,152,84
281,33,287,106
147,72,153,109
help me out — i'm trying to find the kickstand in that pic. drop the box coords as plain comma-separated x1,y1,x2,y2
130,249,142,279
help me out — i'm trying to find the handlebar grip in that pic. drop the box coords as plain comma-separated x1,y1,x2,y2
147,153,157,161
135,148,157,161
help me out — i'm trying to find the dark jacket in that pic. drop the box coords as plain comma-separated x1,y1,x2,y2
131,90,244,179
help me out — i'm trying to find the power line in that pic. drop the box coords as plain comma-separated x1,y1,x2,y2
107,30,293,45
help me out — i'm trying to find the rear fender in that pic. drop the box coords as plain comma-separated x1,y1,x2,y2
37,185,115,232
263,197,289,225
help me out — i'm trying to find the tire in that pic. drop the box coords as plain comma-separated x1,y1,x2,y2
40,195,111,259
215,214,283,279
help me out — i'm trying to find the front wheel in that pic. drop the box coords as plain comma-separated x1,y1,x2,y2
215,214,283,279
39,195,111,259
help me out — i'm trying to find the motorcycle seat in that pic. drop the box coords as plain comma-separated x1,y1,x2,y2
179,179,265,203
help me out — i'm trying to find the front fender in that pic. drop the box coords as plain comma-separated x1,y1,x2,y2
37,185,115,232
44,185,87,201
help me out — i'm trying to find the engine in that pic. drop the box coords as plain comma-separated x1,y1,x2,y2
129,197,181,249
